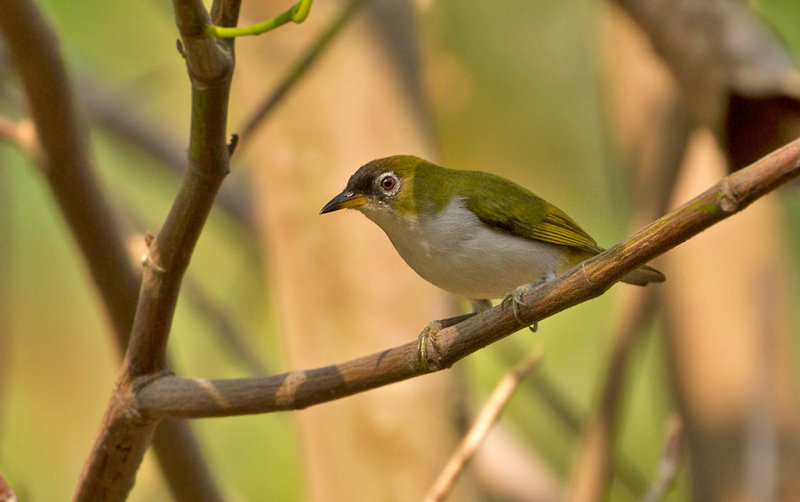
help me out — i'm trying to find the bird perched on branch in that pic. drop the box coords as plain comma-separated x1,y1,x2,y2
321,155,664,366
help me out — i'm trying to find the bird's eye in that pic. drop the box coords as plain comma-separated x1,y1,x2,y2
380,175,396,191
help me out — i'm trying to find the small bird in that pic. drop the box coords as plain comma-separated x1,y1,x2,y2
321,155,664,365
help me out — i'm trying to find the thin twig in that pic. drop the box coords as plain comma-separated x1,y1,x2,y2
182,279,272,375
497,345,651,496
238,0,369,144
567,289,660,501
642,416,683,502
0,115,34,150
425,353,543,502
206,0,312,38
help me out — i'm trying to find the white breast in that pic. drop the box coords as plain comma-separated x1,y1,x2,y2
362,199,570,300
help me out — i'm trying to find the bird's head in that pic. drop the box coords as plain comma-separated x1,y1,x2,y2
320,155,434,223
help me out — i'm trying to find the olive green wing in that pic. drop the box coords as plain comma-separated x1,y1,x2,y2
464,178,601,254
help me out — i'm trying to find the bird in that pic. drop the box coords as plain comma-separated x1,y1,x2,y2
320,155,664,366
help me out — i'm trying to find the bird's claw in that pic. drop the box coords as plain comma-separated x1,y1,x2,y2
416,320,443,371
501,281,544,332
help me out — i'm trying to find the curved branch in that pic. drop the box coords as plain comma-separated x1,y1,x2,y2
136,136,800,419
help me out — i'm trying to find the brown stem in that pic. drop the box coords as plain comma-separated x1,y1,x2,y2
0,1,226,501
642,416,683,502
73,0,240,499
134,136,800,419
0,0,139,345
425,354,543,502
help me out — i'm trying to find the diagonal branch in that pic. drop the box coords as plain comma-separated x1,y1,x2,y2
425,353,543,502
566,96,688,501
135,135,800,419
238,0,369,144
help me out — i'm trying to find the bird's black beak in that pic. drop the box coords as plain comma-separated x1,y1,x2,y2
320,190,366,214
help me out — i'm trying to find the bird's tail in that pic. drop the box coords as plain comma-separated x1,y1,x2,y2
621,265,666,286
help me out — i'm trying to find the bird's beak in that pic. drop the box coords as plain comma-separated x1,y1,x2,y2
320,190,366,214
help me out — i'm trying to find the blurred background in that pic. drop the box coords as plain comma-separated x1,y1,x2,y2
1,0,800,500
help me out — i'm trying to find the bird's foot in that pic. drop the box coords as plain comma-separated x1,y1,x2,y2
501,281,545,332
415,320,444,371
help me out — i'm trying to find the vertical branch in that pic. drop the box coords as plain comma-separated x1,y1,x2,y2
0,0,226,500
73,0,241,499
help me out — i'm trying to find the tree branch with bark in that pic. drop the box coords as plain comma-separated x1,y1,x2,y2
126,135,800,420
73,0,240,499
0,0,225,500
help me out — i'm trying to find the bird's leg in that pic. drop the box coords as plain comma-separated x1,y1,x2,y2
470,298,493,313
501,279,548,332
416,311,480,370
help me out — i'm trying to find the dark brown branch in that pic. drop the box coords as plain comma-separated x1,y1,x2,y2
135,136,800,419
182,280,272,375
0,2,225,501
0,0,139,346
73,0,240,499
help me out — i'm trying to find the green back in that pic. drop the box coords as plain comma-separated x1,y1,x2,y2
411,160,601,254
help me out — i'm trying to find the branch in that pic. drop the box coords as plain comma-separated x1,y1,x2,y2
0,0,139,345
238,0,369,144
566,100,687,501
206,0,312,38
611,0,800,168
0,2,225,501
496,344,650,496
134,136,800,419
73,0,240,499
566,289,660,501
425,353,543,502
642,417,683,502
76,77,256,229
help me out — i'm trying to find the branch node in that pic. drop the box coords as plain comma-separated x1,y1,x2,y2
141,250,167,273
580,262,596,287
717,178,739,213
176,39,186,59
227,133,239,157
